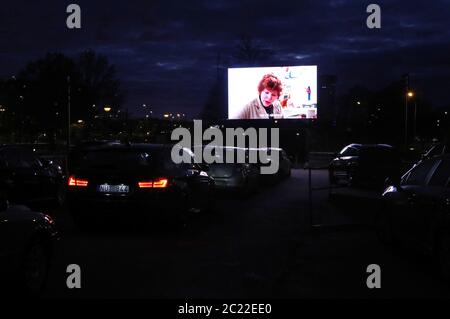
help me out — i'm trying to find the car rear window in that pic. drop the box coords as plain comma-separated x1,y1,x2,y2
77,149,155,170
360,148,398,162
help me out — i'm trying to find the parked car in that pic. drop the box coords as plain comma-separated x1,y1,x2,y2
251,147,292,184
68,139,122,172
67,143,215,228
278,148,292,179
0,145,66,208
376,154,450,281
421,142,450,161
197,146,260,195
0,193,59,296
329,144,401,190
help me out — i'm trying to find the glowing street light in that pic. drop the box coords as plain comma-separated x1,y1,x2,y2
405,90,415,149
104,106,112,112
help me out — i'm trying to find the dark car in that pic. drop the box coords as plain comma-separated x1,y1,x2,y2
277,148,292,179
251,147,292,184
197,146,260,195
376,155,450,281
421,142,450,161
0,194,59,296
67,143,215,228
329,144,401,189
0,145,66,208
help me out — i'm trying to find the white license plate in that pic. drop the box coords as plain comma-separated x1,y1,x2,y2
97,184,129,193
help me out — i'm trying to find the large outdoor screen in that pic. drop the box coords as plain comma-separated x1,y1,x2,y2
228,66,317,120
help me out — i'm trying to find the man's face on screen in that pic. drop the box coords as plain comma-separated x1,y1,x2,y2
260,89,279,107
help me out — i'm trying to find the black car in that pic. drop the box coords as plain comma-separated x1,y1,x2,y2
0,194,59,296
421,142,450,161
196,146,260,195
251,147,292,185
329,144,401,189
0,145,66,208
67,143,215,227
376,155,450,281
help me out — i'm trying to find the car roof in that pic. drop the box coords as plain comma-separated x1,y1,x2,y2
72,143,171,152
342,143,395,150
346,143,394,149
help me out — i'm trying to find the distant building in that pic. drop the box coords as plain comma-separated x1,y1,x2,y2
318,75,337,124
163,112,186,121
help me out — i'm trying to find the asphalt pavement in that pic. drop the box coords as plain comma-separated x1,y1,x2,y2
41,169,450,299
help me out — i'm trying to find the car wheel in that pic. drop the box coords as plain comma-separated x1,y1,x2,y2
375,210,394,246
21,239,49,296
437,234,450,282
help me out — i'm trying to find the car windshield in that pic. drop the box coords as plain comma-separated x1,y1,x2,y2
339,146,359,157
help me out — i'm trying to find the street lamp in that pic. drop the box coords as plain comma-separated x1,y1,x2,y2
104,106,112,112
405,91,414,149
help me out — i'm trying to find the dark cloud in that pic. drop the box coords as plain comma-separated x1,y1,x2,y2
1,0,450,117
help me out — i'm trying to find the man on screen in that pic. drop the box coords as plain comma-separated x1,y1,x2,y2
235,74,283,119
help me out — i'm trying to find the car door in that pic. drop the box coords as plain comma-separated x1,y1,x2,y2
180,148,212,211
1,147,41,204
0,200,8,272
417,158,450,250
396,158,440,243
20,149,56,202
0,204,24,278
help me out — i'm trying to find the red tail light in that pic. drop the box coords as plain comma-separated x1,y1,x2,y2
138,181,153,188
153,178,169,188
68,176,89,187
138,178,169,189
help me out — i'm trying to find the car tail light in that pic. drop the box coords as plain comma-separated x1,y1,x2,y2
138,178,169,189
68,176,89,187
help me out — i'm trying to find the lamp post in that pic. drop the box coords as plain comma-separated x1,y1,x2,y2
414,99,417,140
405,91,414,149
66,75,71,175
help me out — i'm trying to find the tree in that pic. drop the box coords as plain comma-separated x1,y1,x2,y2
232,35,274,66
17,53,76,143
75,50,125,121
14,51,125,143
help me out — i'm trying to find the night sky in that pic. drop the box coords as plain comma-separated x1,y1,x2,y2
1,0,450,117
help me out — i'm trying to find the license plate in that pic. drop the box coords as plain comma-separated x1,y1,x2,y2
97,184,129,193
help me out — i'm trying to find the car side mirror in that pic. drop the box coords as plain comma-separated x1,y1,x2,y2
385,176,401,188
